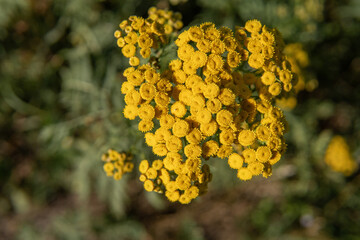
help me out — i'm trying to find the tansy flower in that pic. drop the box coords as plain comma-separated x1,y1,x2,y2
217,145,233,159
153,143,168,156
248,162,264,175
139,159,150,173
114,30,122,38
172,120,190,137
211,39,226,55
238,130,256,146
155,127,172,143
140,83,156,100
207,54,224,73
173,70,187,84
117,38,126,47
261,29,275,45
237,168,253,180
138,119,154,132
188,26,204,42
177,44,195,61
245,19,262,33
124,90,141,105
261,71,276,85
152,159,163,170
206,98,222,113
202,140,219,158
138,104,155,120
179,194,192,204
144,180,155,191
247,38,262,53
200,120,218,137
186,128,202,144
216,110,233,127
171,101,187,118
122,44,137,58
123,105,138,120
155,92,170,107
183,61,198,75
256,125,272,141
140,48,151,58
176,174,191,190
203,83,220,99
228,153,244,169
197,109,212,124
227,51,241,68
191,94,206,109
179,89,193,106
160,114,175,129
186,75,202,89
144,68,160,84
166,190,180,202
269,151,281,165
127,70,144,86
184,144,202,158
270,121,285,136
190,51,208,68
248,53,265,69
223,36,237,51
205,27,220,41
219,129,235,145
218,88,236,106
279,69,292,83
196,39,211,53
166,135,183,152
138,33,153,48
146,167,158,179
125,31,138,44
256,146,272,162
144,132,157,147
121,81,135,94
185,185,200,199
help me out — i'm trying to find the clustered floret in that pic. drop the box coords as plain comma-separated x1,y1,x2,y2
102,149,134,180
106,7,298,204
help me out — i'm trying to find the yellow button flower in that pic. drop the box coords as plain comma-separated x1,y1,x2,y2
171,101,187,118
256,146,272,162
138,104,155,120
122,44,136,58
228,153,244,169
216,109,233,127
237,168,253,181
172,120,190,138
238,130,256,146
242,148,256,164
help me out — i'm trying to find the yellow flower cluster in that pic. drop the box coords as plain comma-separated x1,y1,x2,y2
276,43,318,110
115,8,294,204
324,136,357,176
114,7,183,66
102,149,134,180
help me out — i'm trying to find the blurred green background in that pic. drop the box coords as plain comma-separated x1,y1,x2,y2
1,0,360,239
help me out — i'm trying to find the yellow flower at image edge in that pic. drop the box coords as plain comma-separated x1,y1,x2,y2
324,136,357,176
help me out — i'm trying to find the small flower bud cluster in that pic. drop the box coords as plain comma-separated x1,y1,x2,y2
102,149,134,180
114,7,183,66
114,8,296,204
325,136,357,176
